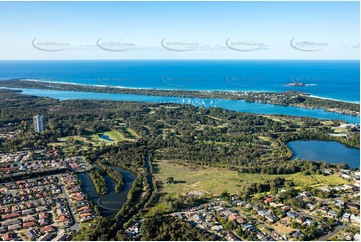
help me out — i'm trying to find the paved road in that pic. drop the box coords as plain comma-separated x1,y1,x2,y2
57,175,80,232
317,224,347,241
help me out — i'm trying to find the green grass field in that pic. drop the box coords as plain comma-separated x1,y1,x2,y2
125,128,139,139
152,160,351,197
103,130,125,142
286,172,351,187
48,129,129,154
153,160,241,196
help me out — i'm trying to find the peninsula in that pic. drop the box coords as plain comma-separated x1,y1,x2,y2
0,79,359,116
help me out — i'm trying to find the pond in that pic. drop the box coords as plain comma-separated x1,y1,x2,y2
287,140,360,169
78,166,137,218
99,133,114,142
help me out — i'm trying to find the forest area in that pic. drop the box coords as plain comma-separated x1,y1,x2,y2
0,88,359,240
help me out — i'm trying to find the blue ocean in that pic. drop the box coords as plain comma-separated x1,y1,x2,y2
0,60,359,102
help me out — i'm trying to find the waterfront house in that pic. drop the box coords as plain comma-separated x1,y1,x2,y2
78,206,90,211
80,213,93,218
80,215,94,222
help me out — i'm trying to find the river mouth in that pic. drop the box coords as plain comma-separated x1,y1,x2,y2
78,166,136,218
287,140,360,169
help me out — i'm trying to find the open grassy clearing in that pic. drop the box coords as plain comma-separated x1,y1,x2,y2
286,172,351,187
118,127,139,139
126,128,139,138
103,130,125,141
152,160,351,197
206,115,223,121
153,160,241,196
47,129,133,154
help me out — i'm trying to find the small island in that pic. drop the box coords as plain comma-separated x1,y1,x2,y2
285,82,306,87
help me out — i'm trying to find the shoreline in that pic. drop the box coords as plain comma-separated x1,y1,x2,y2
308,95,360,104
0,78,359,116
23,78,359,104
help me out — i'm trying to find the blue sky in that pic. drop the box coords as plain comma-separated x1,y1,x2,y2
0,1,359,60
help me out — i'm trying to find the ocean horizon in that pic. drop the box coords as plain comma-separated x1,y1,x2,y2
0,60,359,102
